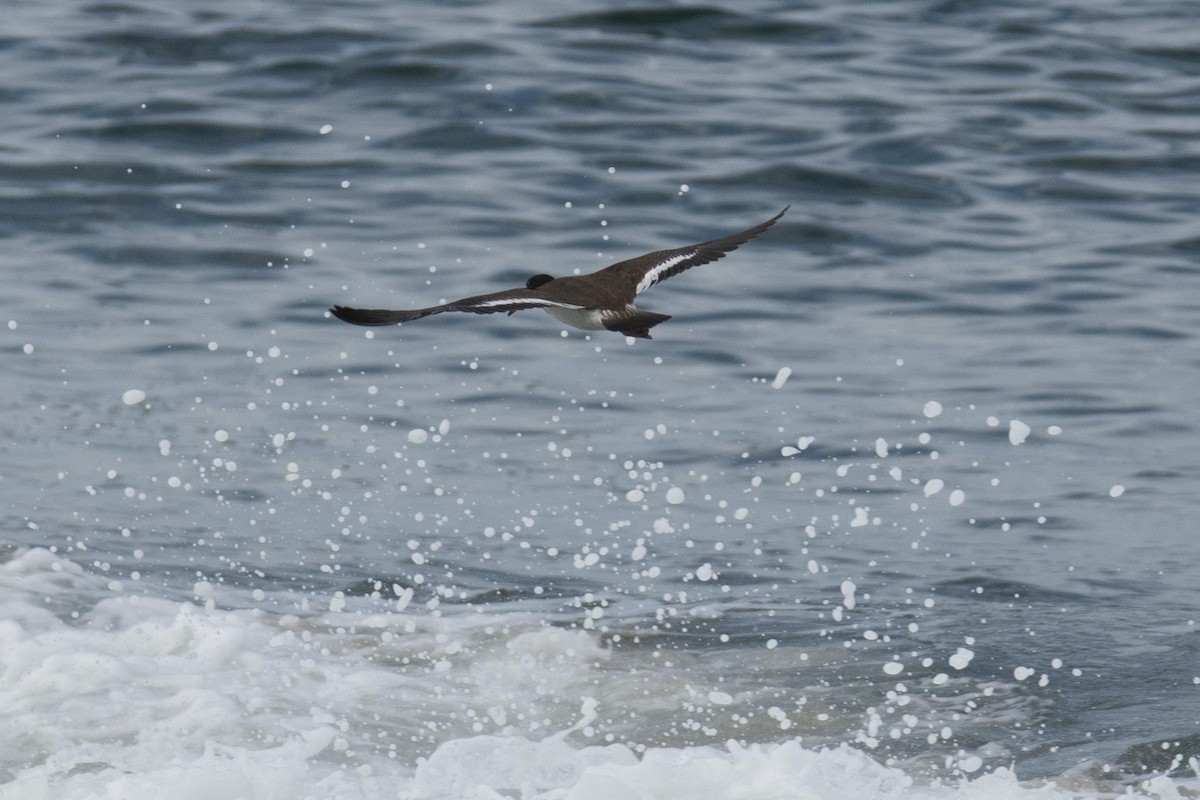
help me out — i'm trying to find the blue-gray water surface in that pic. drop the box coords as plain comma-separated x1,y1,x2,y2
2,0,1199,796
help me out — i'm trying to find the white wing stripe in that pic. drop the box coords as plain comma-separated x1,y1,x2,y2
469,296,585,310
635,252,695,295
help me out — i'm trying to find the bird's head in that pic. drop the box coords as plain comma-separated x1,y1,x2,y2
525,274,555,290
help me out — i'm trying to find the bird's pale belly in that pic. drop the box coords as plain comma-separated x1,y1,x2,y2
544,306,607,331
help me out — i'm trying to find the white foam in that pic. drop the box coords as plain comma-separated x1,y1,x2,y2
2,548,1193,800
407,736,1177,800
122,388,146,405
411,734,634,799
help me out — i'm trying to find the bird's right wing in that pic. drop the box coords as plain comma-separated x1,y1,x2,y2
600,206,788,297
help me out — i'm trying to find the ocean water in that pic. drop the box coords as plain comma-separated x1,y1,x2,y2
2,0,1199,797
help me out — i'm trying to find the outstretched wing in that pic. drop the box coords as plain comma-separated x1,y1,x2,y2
329,287,586,327
329,305,444,326
599,206,787,296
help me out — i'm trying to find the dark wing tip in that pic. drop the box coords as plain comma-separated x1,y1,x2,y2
687,206,788,254
737,205,788,239
329,305,434,326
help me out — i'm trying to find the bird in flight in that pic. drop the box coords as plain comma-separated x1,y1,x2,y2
330,206,787,339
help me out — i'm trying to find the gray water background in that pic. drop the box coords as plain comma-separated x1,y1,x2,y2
3,0,1199,783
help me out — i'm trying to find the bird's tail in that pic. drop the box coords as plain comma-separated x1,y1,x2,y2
329,305,443,326
605,311,672,339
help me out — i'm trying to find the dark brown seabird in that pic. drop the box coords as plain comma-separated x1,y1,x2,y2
330,206,787,339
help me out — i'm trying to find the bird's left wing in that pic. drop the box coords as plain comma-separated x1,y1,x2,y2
330,288,585,327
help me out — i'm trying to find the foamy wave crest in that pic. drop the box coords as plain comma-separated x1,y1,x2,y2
1,547,1194,800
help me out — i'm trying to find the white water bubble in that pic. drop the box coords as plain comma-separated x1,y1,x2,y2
958,756,983,773
1109,484,1125,498
875,438,889,457
923,478,945,497
949,648,974,670
923,400,943,418
948,489,965,507
707,691,733,706
394,586,414,612
407,429,429,444
1009,419,1032,445
666,486,685,504
841,580,857,609
883,661,904,676
771,367,792,389
781,436,816,458
214,429,229,443
695,563,715,581
122,389,146,405
319,124,333,134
